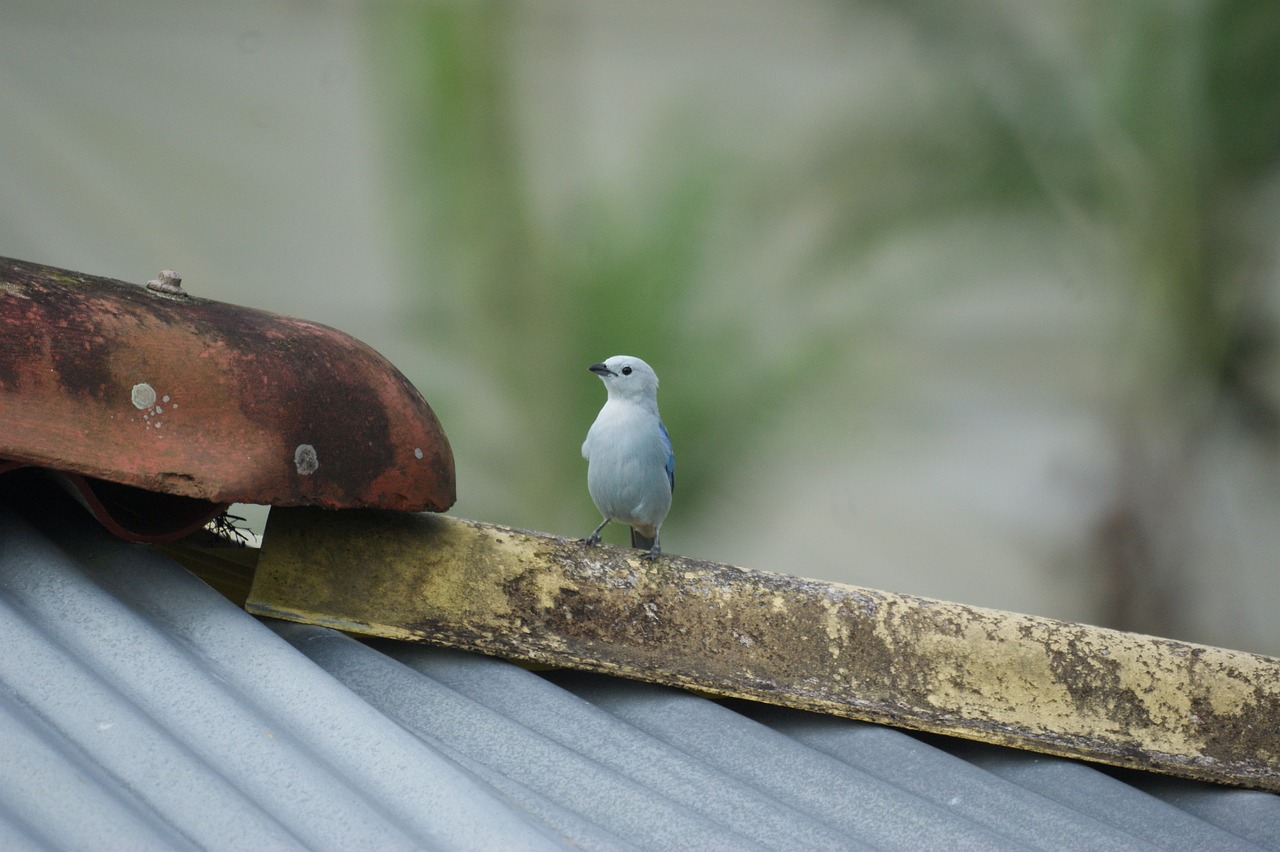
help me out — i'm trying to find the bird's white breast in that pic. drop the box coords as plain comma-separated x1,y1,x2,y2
583,399,671,529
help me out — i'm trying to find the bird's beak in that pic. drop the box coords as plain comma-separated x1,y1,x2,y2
588,363,615,377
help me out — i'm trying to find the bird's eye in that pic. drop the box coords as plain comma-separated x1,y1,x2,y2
621,366,632,375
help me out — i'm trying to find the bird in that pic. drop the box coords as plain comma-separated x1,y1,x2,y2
581,355,674,559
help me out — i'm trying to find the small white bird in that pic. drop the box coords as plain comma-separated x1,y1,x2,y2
581,355,675,558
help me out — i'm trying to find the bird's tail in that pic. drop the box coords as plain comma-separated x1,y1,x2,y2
630,528,656,551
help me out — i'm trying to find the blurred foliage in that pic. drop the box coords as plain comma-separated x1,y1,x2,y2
823,0,1280,401
366,0,1280,636
841,0,1280,633
365,2,856,543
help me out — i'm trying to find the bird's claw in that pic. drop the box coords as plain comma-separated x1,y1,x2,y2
581,534,601,546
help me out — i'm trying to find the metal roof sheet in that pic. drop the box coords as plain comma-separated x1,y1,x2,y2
1,504,1277,850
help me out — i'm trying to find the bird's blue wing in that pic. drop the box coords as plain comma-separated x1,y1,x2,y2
659,420,675,493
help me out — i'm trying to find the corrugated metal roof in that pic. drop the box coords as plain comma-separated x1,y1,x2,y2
2,503,1278,851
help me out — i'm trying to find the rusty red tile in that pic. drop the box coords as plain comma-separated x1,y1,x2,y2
0,257,455,521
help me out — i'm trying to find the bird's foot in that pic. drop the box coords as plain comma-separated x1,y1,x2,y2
640,546,661,561
581,533,602,546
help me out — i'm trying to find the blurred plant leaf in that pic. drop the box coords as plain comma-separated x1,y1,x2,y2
365,2,859,540
364,0,1280,635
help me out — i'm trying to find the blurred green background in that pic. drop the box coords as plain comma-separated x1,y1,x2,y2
4,1,1280,654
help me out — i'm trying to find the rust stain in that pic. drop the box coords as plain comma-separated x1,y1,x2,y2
0,256,455,516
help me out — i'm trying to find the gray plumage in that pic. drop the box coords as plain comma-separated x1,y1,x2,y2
581,355,674,558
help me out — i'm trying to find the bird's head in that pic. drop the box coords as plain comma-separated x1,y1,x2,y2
588,355,660,403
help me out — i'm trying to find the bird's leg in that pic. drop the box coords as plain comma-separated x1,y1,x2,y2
640,532,662,560
582,517,610,546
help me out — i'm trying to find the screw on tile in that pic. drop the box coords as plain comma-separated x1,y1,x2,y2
146,269,188,299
